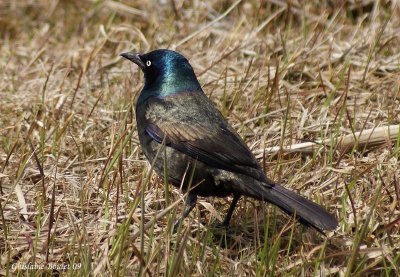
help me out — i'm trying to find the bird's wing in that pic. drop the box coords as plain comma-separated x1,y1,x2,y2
143,92,267,182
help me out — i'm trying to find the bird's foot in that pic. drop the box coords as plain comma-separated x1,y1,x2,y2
212,220,230,230
172,219,182,233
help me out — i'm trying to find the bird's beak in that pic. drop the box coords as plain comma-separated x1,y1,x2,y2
120,52,145,70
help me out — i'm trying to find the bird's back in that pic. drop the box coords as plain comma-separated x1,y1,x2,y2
137,91,269,181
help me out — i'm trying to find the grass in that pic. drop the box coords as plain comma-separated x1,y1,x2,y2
1,0,400,276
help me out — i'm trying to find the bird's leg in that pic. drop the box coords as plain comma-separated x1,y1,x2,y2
220,194,240,227
173,192,197,232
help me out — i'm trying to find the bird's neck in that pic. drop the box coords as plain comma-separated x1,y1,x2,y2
138,69,202,105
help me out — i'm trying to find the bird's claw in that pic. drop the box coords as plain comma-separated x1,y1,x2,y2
172,219,182,233
213,220,229,230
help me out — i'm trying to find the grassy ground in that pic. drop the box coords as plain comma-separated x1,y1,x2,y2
1,0,400,276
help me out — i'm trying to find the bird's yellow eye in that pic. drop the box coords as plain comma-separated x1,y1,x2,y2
146,60,151,67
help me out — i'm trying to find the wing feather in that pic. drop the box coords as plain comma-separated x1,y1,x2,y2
144,93,267,182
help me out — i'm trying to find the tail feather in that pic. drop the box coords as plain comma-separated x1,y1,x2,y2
260,183,338,232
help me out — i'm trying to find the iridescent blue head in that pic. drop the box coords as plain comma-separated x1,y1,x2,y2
121,49,202,103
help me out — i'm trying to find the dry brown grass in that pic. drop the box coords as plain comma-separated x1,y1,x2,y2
1,0,400,276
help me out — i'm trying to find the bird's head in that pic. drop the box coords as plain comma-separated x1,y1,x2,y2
121,49,202,98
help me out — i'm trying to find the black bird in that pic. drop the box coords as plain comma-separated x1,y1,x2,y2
121,49,338,232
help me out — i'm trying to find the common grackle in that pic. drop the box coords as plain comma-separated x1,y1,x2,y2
121,49,338,232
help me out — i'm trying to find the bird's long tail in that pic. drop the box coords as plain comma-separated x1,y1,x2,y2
258,183,338,232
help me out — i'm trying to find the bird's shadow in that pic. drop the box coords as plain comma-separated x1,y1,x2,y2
203,219,326,256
